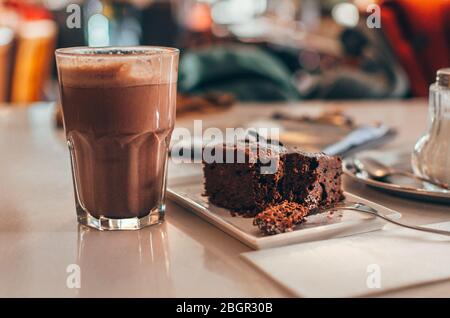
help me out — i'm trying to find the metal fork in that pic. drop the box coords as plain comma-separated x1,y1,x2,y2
323,202,450,237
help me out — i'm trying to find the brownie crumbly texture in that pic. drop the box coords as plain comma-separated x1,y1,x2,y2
203,141,344,234
253,201,309,235
203,141,286,216
281,149,344,211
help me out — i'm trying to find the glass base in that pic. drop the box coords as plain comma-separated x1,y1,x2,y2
76,205,165,231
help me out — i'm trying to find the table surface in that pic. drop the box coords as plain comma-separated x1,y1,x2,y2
0,100,449,298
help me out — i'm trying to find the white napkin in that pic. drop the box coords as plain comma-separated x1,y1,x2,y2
242,222,450,297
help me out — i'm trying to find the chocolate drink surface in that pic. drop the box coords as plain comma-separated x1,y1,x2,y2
59,62,176,219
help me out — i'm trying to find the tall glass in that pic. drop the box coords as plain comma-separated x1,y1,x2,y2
56,47,179,230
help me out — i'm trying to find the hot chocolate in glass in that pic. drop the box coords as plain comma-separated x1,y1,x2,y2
56,47,179,230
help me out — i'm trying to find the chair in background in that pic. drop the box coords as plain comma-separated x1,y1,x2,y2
380,0,450,97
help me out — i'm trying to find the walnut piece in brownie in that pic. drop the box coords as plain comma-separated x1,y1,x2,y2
253,201,310,235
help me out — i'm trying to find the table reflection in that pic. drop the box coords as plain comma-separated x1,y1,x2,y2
76,223,174,297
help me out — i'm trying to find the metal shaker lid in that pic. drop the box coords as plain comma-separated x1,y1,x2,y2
437,68,450,87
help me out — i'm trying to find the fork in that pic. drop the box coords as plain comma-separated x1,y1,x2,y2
323,202,450,237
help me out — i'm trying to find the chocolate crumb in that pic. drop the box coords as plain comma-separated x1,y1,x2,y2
253,201,310,235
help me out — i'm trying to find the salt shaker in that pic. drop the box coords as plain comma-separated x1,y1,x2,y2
412,68,450,186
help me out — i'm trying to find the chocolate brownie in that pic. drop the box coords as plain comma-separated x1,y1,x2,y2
282,149,344,211
253,201,309,235
204,142,343,205
202,141,286,215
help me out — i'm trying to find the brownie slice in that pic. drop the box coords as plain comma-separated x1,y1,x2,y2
282,148,344,210
253,201,309,235
203,142,344,221
202,141,286,215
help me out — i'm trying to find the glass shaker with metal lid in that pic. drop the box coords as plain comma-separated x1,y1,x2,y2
412,68,450,187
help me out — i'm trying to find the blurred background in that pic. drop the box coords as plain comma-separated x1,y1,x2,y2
0,0,449,106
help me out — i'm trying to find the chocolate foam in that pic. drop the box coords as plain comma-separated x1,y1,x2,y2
58,59,176,88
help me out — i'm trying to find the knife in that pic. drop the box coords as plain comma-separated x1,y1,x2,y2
322,125,396,157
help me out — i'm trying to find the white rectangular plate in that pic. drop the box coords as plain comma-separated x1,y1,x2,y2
167,174,401,250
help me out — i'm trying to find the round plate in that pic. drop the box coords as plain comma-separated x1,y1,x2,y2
343,150,450,204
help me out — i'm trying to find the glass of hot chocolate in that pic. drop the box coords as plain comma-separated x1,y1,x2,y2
55,47,179,230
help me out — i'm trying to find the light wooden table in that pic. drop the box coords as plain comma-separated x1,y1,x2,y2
0,100,449,297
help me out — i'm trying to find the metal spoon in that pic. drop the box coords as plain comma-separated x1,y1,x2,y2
354,157,449,190
324,201,450,237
